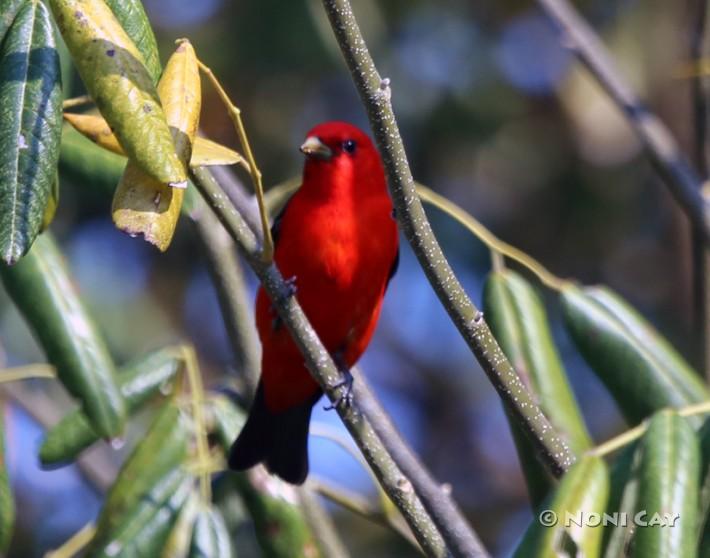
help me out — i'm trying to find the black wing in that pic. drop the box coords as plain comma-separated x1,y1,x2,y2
270,195,293,247
385,248,399,291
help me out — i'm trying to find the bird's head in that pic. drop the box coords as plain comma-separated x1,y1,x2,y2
299,121,386,198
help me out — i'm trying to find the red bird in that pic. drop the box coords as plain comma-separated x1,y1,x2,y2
229,121,399,484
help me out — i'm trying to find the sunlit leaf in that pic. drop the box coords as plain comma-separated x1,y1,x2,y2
0,0,24,45
0,0,62,263
514,455,609,558
191,137,246,167
65,111,245,167
87,402,191,556
632,411,699,558
49,0,185,186
104,0,161,84
112,39,201,250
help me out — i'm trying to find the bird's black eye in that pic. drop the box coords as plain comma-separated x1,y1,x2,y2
342,139,356,154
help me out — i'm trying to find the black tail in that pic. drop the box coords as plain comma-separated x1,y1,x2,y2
228,382,320,485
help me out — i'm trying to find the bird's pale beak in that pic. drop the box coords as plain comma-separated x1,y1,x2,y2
300,136,333,161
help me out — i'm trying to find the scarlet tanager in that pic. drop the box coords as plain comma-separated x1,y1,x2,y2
228,121,400,484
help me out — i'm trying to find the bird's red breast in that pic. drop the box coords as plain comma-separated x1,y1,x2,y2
256,121,399,412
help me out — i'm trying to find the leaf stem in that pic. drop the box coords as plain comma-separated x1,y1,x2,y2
181,345,212,503
308,477,422,553
196,60,274,263
0,364,55,383
590,401,710,457
417,185,568,291
61,94,92,110
43,521,96,558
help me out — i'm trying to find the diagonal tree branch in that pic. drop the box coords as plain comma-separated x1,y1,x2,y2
190,166,463,558
535,0,710,243
319,0,574,487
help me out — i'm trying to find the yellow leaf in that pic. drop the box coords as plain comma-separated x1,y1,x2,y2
65,111,245,168
191,137,246,167
50,0,186,186
63,112,123,155
111,39,201,251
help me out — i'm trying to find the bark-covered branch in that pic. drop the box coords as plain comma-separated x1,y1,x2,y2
536,0,710,243
320,0,574,510
190,166,458,558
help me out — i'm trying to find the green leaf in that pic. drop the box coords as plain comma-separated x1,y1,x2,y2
695,417,710,557
59,123,126,194
603,442,641,558
632,411,699,558
207,397,317,558
41,171,59,231
88,402,191,555
513,455,609,558
484,270,591,506
0,403,14,555
0,0,24,46
161,492,199,558
560,285,707,426
112,40,200,251
189,505,235,558
39,346,184,466
205,394,245,453
89,468,194,558
104,0,161,84
585,287,707,403
0,232,126,438
223,471,320,558
0,0,62,263
49,0,186,186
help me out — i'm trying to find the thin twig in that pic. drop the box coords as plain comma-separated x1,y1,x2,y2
535,0,710,242
308,477,422,553
296,487,351,558
210,166,263,235
319,6,574,554
190,166,452,557
416,185,568,291
182,346,212,503
197,61,274,262
188,197,260,397
0,364,56,383
589,400,710,457
44,521,96,558
61,95,92,110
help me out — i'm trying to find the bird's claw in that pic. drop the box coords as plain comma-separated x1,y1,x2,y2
324,370,354,411
274,276,298,308
282,276,298,298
